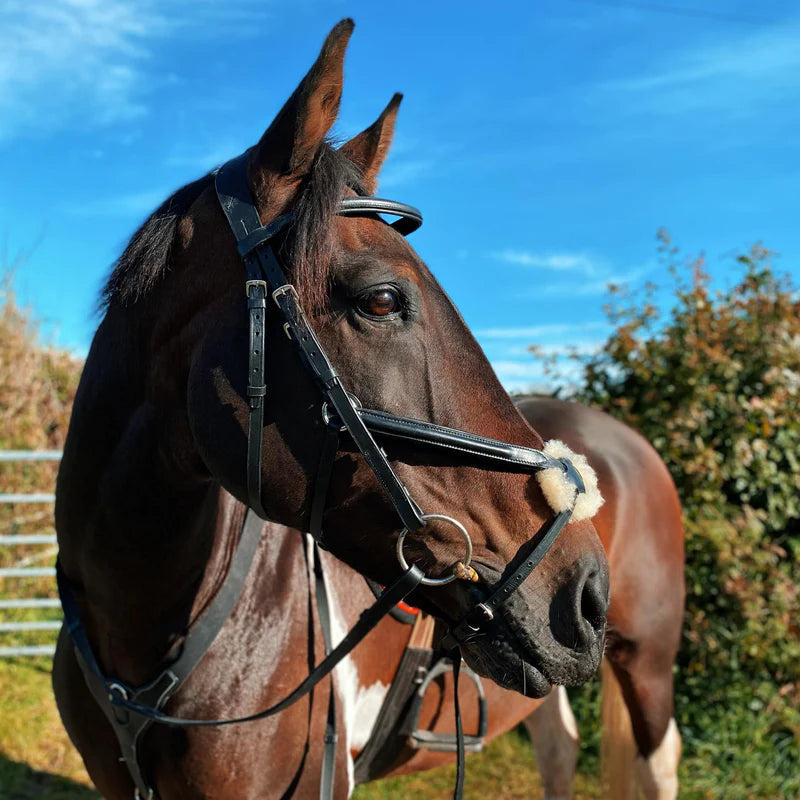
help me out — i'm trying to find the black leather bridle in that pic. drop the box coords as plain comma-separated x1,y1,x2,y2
216,150,585,584
58,151,587,800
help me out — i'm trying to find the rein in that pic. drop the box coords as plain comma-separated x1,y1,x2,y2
58,151,586,800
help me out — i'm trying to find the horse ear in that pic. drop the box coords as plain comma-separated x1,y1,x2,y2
250,19,354,178
340,93,402,193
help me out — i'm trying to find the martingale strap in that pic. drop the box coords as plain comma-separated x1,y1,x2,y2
58,508,267,800
105,565,424,728
59,512,423,800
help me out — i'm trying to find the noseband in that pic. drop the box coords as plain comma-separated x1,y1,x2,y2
58,151,588,800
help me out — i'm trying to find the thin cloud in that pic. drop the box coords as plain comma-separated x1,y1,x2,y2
66,187,171,218
491,360,544,380
0,1,164,141
375,135,458,188
380,158,437,189
492,249,600,276
530,340,605,357
164,142,245,171
537,265,652,296
0,1,275,143
476,321,609,339
489,358,584,394
595,21,800,117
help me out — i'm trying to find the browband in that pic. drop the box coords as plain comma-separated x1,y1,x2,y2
222,168,423,261
338,196,422,235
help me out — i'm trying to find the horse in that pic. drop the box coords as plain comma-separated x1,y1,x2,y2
516,397,685,800
52,19,610,800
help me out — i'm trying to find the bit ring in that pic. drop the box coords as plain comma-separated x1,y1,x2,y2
396,513,473,586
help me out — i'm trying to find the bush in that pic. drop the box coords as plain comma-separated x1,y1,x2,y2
546,233,800,795
0,274,81,504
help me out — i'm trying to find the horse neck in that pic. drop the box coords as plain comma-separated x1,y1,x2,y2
56,306,243,684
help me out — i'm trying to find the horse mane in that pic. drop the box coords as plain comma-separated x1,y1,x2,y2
101,174,213,309
101,141,364,313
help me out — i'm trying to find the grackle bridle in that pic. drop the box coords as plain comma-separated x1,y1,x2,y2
58,151,587,800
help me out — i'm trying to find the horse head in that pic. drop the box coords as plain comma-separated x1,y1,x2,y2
105,20,609,696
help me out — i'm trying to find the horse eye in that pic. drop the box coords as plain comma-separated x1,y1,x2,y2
358,288,400,317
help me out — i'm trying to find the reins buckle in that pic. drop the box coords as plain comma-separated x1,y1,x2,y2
272,284,299,306
245,280,267,298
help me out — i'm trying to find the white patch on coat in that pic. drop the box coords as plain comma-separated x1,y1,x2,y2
311,540,389,796
556,685,579,740
635,717,681,800
526,687,580,800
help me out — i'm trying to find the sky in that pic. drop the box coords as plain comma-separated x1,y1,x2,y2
1,0,798,392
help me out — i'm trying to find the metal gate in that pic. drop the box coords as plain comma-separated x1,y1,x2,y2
0,450,62,657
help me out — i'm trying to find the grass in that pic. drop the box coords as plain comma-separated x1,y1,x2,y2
0,654,601,800
0,655,794,800
352,729,602,799
0,658,97,799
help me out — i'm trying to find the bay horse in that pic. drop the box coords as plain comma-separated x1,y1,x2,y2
53,20,610,800
517,397,685,800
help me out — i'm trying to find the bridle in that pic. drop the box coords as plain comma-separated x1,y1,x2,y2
216,151,585,588
58,151,588,800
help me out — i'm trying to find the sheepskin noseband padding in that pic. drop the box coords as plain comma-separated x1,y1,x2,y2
535,440,604,522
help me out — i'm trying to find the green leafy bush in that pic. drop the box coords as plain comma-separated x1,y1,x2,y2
549,234,800,795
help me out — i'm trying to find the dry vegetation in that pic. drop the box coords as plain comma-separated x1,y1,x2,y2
0,273,92,796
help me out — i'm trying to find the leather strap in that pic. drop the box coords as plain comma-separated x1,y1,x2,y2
358,408,566,473
363,577,419,625
245,282,268,518
442,507,575,648
309,424,340,547
216,153,294,518
105,564,424,727
311,543,338,800
337,197,422,235
58,507,266,799
451,653,465,800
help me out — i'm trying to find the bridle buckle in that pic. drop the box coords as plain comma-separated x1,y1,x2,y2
245,279,267,297
272,283,299,306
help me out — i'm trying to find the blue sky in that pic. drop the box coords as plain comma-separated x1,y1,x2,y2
2,0,799,392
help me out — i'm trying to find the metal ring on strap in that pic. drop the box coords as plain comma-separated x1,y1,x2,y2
396,514,473,586
321,394,362,431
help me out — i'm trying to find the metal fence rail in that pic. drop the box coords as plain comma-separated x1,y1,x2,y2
0,450,62,657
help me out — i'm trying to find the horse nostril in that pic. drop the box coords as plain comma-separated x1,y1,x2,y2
550,563,609,652
580,570,608,637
